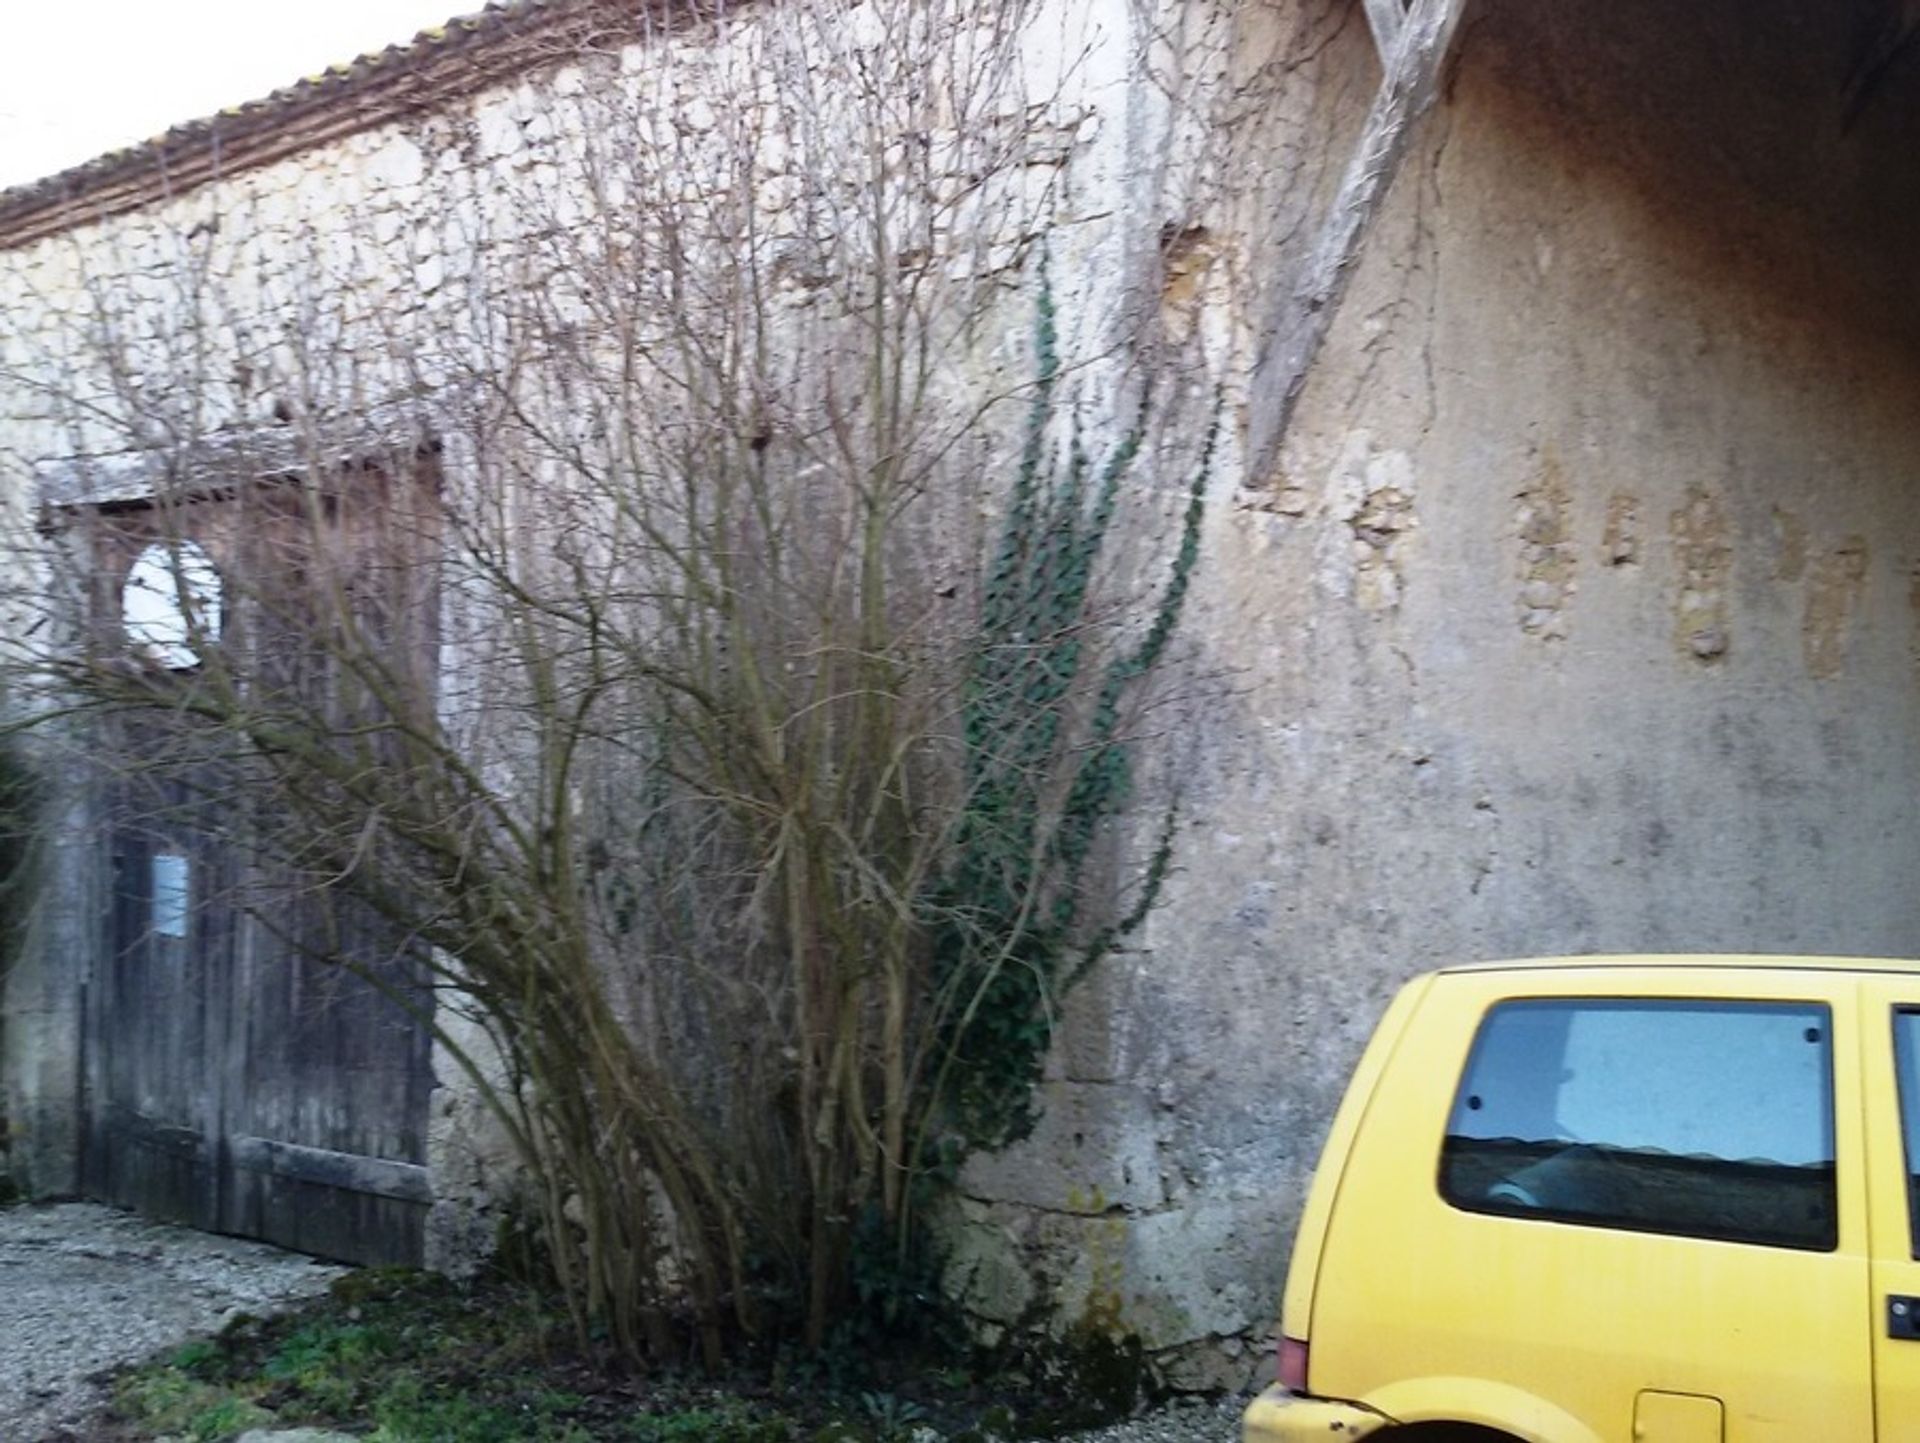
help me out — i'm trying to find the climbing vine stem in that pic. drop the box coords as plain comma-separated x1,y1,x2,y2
924,266,1218,1154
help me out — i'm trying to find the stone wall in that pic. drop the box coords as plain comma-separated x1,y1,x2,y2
4,0,1920,1388
0,0,1181,1282
939,0,1920,1388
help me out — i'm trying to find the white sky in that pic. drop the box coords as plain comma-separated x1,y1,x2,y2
0,0,475,190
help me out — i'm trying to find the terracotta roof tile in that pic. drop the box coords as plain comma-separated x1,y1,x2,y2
0,0,652,251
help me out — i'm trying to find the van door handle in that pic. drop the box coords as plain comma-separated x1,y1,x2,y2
1890,1297,1920,1339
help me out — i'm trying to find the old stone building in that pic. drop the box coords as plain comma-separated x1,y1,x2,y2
3,0,1918,1386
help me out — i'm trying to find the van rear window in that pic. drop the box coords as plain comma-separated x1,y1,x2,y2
1439,999,1836,1251
1892,1011,1920,1257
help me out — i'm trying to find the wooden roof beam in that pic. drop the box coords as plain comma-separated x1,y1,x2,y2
1361,0,1405,59
1244,0,1468,492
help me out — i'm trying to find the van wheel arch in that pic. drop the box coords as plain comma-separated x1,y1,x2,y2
1378,1427,1528,1443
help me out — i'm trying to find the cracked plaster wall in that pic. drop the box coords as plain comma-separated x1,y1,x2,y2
5,0,1920,1389
938,0,1920,1390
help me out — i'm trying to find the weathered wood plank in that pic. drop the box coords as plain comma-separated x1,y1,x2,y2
1843,0,1920,128
231,1171,427,1268
98,1104,219,1231
229,1134,433,1205
107,1106,211,1164
1244,0,1469,491
1361,0,1404,58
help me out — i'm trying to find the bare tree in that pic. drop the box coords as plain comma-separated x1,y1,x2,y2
0,0,1216,1361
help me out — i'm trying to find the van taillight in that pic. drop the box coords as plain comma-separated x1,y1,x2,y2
1278,1335,1309,1393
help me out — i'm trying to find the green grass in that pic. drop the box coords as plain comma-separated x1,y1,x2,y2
112,1371,274,1441
99,1265,1148,1442
108,1271,616,1442
367,1374,595,1443
103,1270,823,1443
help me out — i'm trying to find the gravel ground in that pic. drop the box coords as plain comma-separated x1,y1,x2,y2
0,1200,1244,1443
0,1201,346,1442
1057,1396,1244,1443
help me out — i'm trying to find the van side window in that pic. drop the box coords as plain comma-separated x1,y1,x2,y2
1439,999,1836,1251
1894,1011,1920,1258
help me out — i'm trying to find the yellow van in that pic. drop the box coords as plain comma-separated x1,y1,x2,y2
1244,955,1920,1443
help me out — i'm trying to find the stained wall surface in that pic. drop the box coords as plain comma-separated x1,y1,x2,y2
3,0,1919,1384
943,0,1920,1386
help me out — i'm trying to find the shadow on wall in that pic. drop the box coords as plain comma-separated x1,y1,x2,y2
1466,0,1920,363
0,729,34,1200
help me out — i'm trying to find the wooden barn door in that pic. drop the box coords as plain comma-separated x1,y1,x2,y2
218,885,435,1266
88,755,236,1233
82,464,438,1266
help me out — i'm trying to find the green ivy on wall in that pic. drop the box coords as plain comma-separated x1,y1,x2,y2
928,266,1216,1152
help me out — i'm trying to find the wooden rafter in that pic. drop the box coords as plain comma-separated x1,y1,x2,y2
1843,0,1920,128
1361,0,1405,56
1244,0,1468,490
